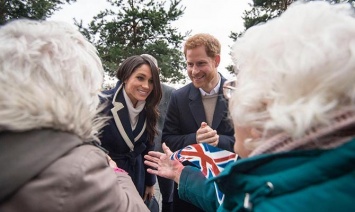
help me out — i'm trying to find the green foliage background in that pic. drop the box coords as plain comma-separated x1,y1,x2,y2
0,0,189,84
3,0,354,81
76,0,188,83
226,0,355,75
0,0,76,25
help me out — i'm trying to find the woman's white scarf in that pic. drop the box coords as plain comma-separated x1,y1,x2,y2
123,88,145,130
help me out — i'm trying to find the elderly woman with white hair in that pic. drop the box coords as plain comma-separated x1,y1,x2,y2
144,1,355,211
0,19,149,211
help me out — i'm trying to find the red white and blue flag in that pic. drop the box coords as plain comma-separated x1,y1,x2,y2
170,143,238,205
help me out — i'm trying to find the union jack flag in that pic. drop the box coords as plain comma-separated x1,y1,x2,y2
170,143,238,205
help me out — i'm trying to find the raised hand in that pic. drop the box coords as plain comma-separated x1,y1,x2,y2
144,143,184,183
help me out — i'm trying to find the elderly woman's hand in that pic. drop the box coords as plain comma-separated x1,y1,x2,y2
106,155,118,168
144,143,184,184
107,155,128,173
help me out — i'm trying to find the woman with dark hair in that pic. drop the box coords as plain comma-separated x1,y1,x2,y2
100,55,162,201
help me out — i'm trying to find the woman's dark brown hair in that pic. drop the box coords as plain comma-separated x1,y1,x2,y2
116,55,162,145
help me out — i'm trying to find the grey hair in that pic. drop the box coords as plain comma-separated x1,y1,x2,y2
230,1,355,140
0,19,106,142
141,54,158,67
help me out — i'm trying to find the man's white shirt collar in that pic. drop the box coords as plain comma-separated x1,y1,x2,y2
199,75,221,96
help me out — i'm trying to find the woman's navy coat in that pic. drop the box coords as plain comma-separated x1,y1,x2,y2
100,81,156,197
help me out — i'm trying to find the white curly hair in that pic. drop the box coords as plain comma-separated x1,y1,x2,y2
0,19,106,142
230,1,355,140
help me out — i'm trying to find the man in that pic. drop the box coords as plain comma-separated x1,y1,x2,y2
162,33,235,211
141,54,176,212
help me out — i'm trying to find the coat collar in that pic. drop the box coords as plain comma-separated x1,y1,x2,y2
111,82,146,151
188,74,228,128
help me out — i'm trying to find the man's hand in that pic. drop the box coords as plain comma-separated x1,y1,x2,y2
196,122,219,147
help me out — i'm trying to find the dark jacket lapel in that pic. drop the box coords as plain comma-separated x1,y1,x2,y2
212,75,228,129
189,85,206,127
132,109,147,142
110,83,135,151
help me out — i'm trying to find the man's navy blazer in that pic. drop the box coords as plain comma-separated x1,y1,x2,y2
162,74,235,152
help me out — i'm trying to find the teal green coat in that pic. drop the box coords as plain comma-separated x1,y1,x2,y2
178,139,355,212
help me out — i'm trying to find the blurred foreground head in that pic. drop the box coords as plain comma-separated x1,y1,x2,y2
0,19,105,142
229,1,355,155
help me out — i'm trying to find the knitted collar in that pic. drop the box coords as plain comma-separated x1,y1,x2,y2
250,107,355,156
